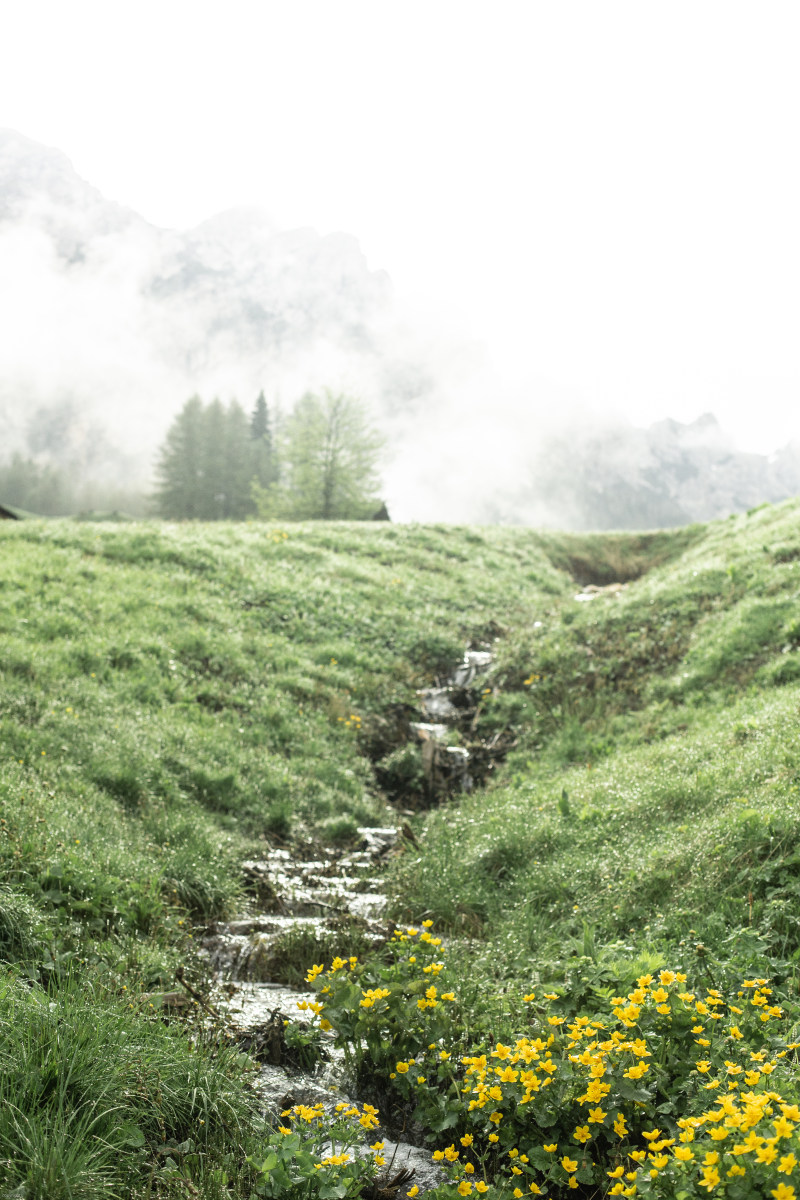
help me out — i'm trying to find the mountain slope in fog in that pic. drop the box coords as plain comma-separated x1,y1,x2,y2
0,128,427,483
496,412,800,530
1,128,800,528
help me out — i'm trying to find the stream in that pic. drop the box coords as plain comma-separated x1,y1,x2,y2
200,649,494,1196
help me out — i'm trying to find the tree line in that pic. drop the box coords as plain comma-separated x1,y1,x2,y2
153,389,386,521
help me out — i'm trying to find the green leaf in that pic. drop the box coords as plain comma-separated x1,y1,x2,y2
319,1185,348,1200
119,1123,146,1149
257,1151,279,1173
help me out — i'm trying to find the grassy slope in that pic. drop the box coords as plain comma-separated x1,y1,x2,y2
392,499,800,996
3,507,800,1194
0,518,571,1197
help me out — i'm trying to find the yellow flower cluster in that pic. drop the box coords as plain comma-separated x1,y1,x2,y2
305,956,357,984
426,968,800,1198
280,1100,380,1133
304,923,456,1041
361,987,391,1009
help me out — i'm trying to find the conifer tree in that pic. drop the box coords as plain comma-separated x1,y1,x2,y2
153,396,257,519
153,395,207,518
249,391,278,491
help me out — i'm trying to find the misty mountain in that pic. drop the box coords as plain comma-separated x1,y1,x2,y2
488,413,800,530
0,128,428,484
2,128,800,528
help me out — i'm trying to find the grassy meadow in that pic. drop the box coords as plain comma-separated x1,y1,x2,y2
3,507,800,1197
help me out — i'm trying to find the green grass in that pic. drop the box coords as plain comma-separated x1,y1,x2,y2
390,499,800,995
0,970,255,1199
0,518,574,1195
4,506,800,1195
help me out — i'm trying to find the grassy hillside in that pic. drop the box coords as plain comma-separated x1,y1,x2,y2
393,499,800,983
3,509,800,1197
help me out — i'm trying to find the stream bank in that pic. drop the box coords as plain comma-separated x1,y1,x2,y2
199,649,496,1195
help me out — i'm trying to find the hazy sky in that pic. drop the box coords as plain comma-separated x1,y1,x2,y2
4,1,800,452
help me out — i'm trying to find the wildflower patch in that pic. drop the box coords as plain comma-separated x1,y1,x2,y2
299,926,800,1198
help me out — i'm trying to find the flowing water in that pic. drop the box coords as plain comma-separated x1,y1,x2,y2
200,649,493,1194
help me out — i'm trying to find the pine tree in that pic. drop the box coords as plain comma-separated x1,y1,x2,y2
153,396,259,519
153,396,207,518
250,391,270,441
249,391,278,491
224,400,256,518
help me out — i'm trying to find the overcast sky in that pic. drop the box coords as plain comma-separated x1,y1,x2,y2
4,1,800,452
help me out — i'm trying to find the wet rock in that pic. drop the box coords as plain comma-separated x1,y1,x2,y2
575,582,626,602
416,687,459,720
409,722,449,741
450,650,492,687
258,1063,333,1111
376,1141,447,1196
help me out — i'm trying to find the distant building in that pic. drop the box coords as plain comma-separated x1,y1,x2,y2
0,503,21,520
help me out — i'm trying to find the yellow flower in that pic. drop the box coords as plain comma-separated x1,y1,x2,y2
475,1185,488,1195
396,1062,409,1074
544,1144,557,1153
458,1183,473,1197
573,1126,591,1144
771,1185,796,1200
613,1114,628,1139
561,1156,578,1173
408,1189,420,1198
779,1155,798,1176
624,1062,648,1080
674,1146,694,1161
